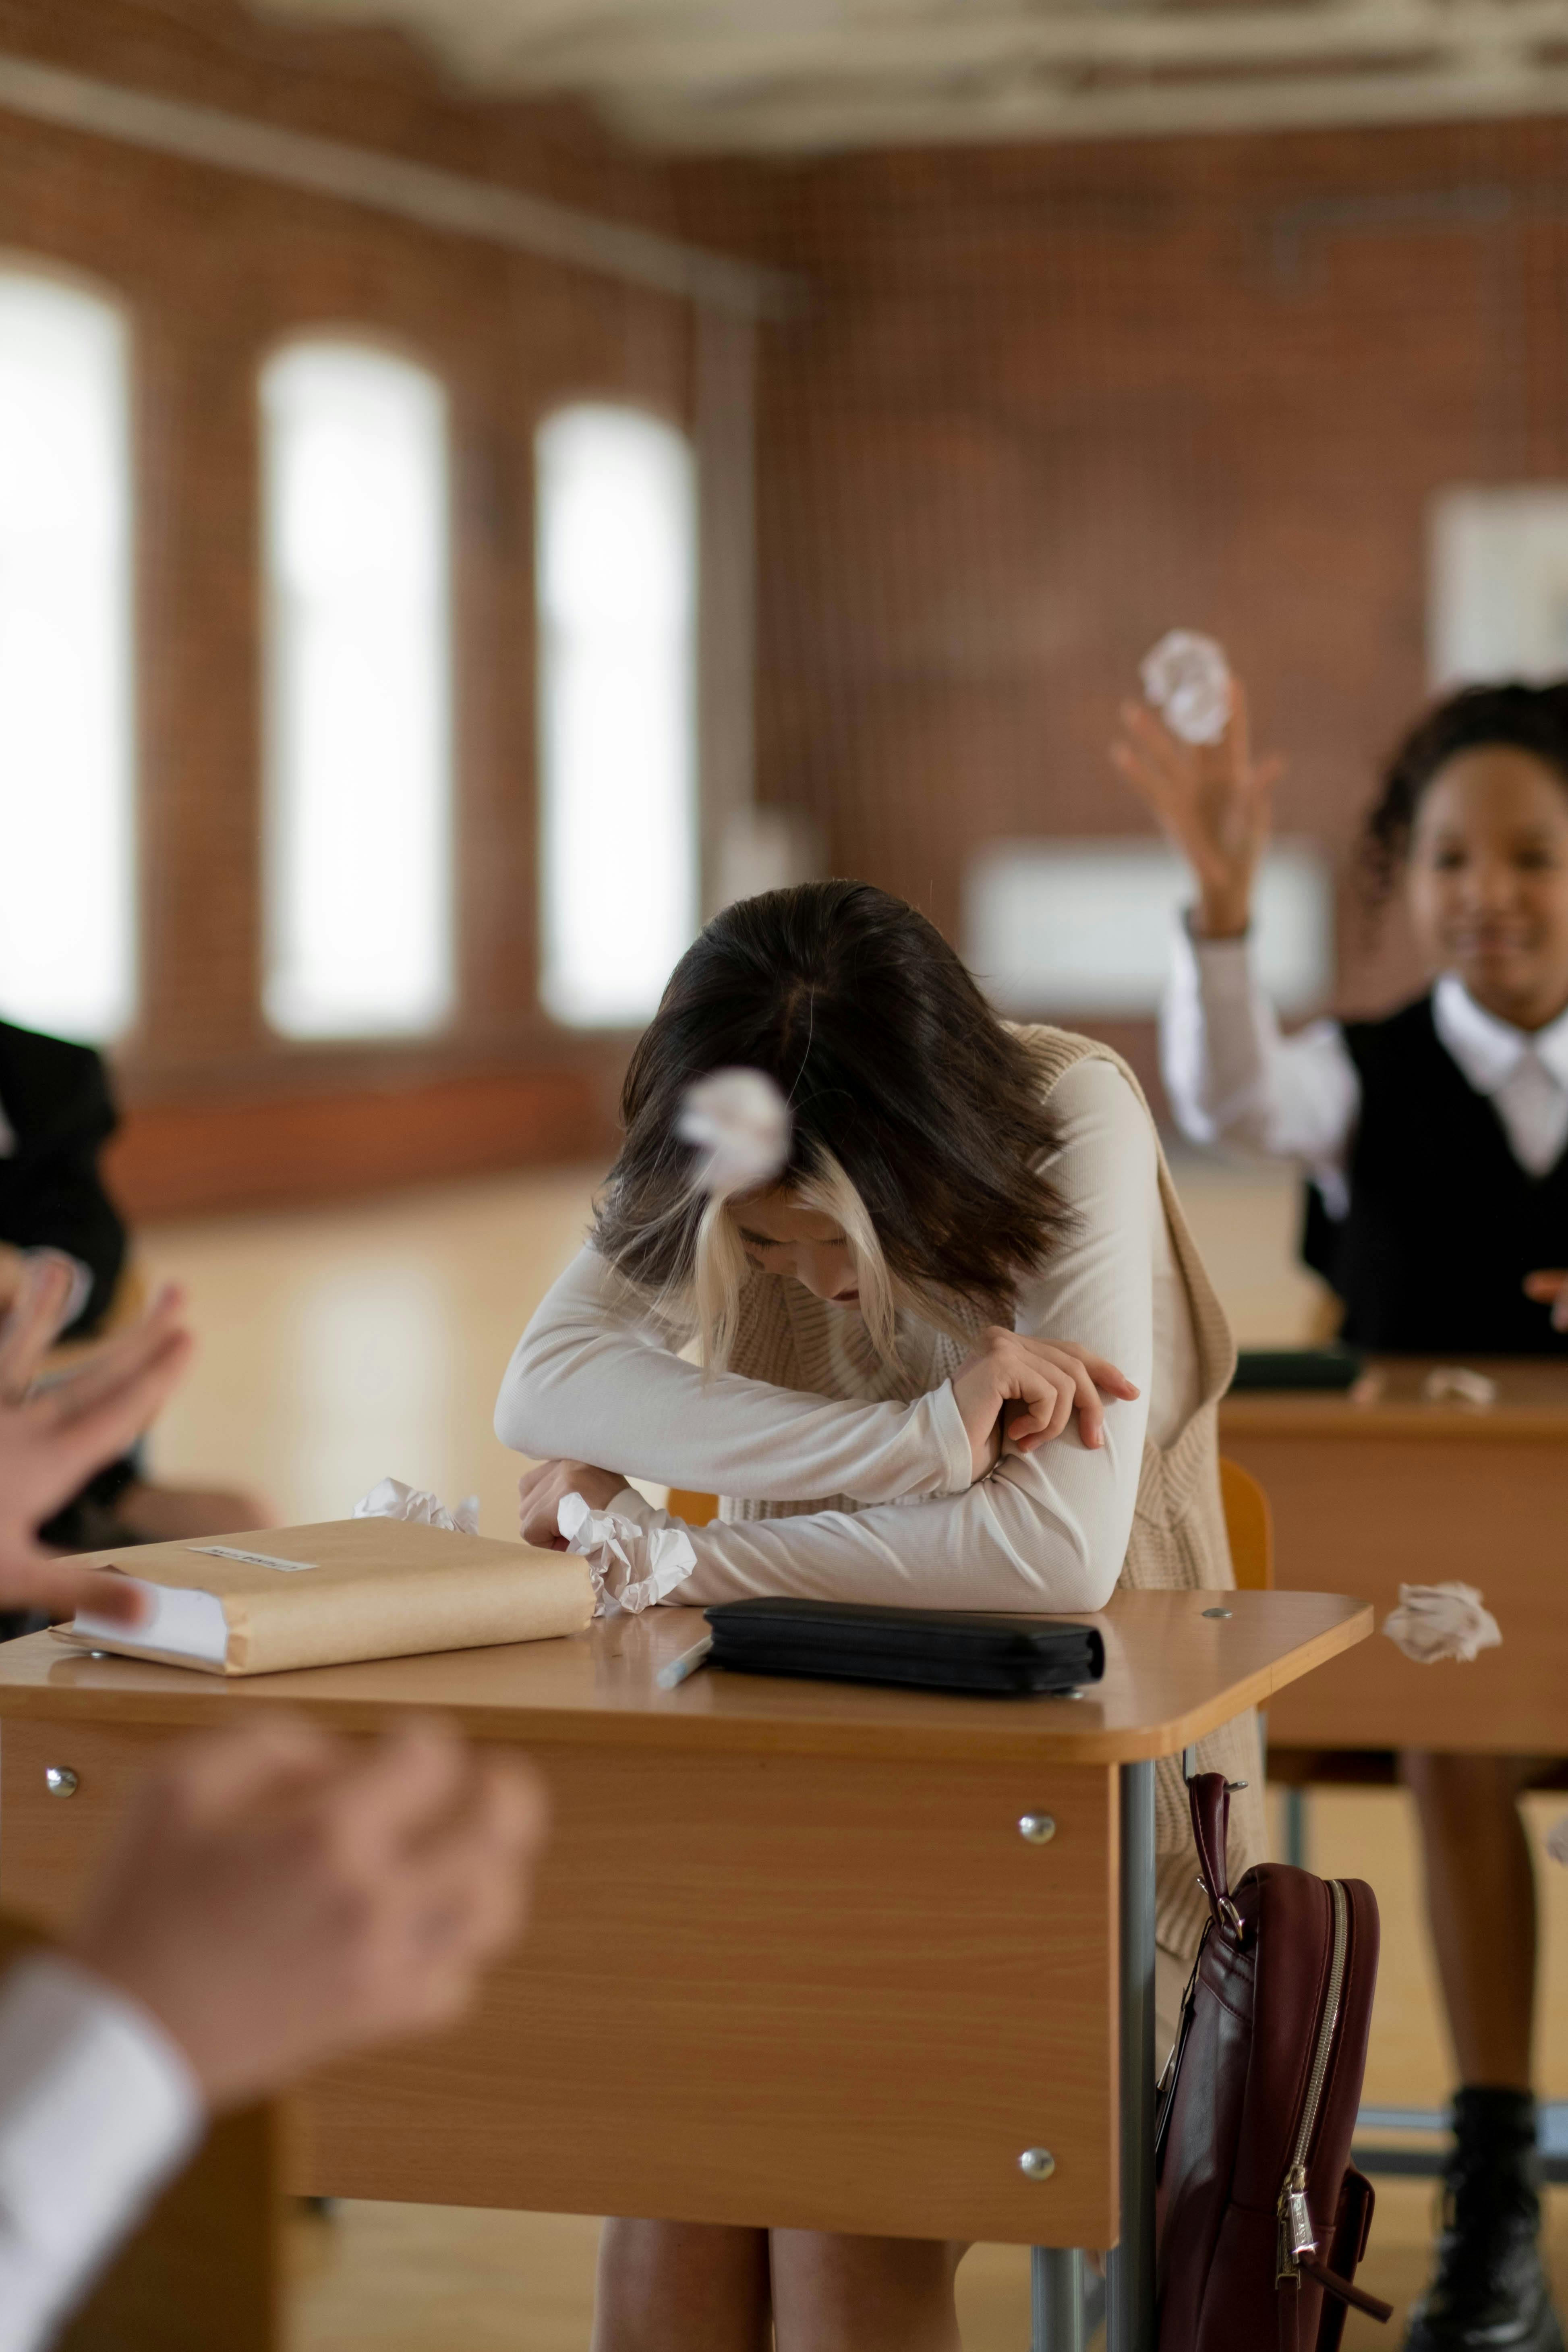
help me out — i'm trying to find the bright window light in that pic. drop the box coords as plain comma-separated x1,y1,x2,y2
965,838,1334,1020
0,271,134,1042
263,341,453,1039
1430,486,1568,686
537,405,697,1028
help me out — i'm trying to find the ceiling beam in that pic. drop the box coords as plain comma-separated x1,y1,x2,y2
0,48,792,314
600,49,1568,153
454,0,1566,87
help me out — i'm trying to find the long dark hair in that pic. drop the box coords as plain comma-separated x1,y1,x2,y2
594,881,1071,1353
1363,680,1568,901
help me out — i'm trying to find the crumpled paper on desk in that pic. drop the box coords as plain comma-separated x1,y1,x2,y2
558,1492,696,1617
1421,1366,1498,1409
353,1476,480,1536
1382,1581,1502,1664
1140,630,1232,746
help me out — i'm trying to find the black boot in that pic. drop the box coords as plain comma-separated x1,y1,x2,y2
1405,2088,1564,2350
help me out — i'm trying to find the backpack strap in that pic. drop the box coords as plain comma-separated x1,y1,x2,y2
1188,1772,1245,1942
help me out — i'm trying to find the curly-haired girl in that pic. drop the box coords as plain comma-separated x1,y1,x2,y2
1116,675,1568,2352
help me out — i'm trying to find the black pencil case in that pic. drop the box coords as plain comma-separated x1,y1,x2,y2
702,1597,1105,1697
1230,1344,1364,1392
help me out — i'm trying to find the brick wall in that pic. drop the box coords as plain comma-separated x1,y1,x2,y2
9,2,1568,1190
679,117,1568,1097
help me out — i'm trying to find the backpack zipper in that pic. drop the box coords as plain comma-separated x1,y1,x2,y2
1276,1878,1349,2285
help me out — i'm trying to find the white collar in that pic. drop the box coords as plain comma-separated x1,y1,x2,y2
1432,972,1568,1095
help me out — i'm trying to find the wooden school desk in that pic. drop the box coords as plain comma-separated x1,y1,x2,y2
1220,1358,1568,1757
0,1587,1368,2352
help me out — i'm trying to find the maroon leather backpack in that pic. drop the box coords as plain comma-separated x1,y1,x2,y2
1155,1772,1394,2351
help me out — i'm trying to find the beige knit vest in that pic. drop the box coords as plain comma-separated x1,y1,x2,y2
721,1025,1266,1963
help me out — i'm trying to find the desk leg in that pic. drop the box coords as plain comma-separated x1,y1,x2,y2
1106,1758,1156,2352
1031,2246,1085,2350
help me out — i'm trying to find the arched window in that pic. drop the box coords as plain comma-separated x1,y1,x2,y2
536,404,697,1027
262,340,453,1039
0,269,134,1041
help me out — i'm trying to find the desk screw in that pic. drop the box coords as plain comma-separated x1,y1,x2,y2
1019,2148,1055,2180
44,1767,78,1799
1202,1607,1232,1620
1018,1813,1056,1844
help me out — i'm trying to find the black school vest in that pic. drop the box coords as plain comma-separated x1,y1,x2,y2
1301,993,1568,1354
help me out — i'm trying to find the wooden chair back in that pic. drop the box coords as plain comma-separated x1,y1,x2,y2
667,1489,721,1527
1219,1455,1274,1592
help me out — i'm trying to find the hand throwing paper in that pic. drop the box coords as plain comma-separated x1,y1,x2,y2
677,1068,791,1198
1140,630,1232,746
1382,1581,1502,1665
558,1491,696,1617
353,1477,481,1537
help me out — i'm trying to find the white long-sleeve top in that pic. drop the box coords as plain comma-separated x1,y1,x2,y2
497,1057,1200,1615
0,1954,200,2352
1161,922,1568,1211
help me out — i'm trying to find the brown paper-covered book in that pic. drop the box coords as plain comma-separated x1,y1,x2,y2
51,1519,594,1676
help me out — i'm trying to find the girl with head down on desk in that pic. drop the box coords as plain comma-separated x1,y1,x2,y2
496,876,1261,2352
1114,666,1568,2352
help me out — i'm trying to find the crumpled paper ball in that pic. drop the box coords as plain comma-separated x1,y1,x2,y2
1421,1366,1498,1409
1382,1581,1502,1665
1140,629,1232,746
677,1067,791,1198
353,1476,480,1536
1546,1815,1568,1868
558,1491,697,1617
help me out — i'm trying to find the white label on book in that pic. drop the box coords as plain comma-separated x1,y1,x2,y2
188,1545,317,1571
74,1581,230,1666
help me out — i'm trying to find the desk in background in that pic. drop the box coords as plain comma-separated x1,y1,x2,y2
1221,1357,1568,1757
0,1587,1367,2352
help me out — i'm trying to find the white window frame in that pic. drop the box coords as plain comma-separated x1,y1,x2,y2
0,259,135,1043
261,334,455,1043
536,402,699,1030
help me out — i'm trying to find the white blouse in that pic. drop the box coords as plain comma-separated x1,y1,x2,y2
1161,924,1568,1211
496,1059,1201,1615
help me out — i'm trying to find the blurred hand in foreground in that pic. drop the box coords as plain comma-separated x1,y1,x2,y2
0,1255,191,1623
69,1715,549,2105
1524,1269,1568,1330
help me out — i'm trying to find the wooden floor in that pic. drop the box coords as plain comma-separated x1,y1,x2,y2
131,1155,1568,2347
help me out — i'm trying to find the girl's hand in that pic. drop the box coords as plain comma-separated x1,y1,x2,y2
951,1330,1140,1481
518,1459,627,1550
1524,1270,1568,1331
1110,680,1282,940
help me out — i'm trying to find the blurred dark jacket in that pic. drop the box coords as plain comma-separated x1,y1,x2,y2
0,1018,127,1341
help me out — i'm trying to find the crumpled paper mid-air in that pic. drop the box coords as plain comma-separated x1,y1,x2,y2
1382,1581,1502,1664
557,1491,696,1617
353,1476,481,1536
1140,629,1232,746
676,1067,791,1198
1546,1815,1568,1869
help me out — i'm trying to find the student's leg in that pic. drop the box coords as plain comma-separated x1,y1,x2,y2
1400,1750,1560,2352
768,2230,965,2352
590,2219,771,2352
1402,1750,1538,2089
